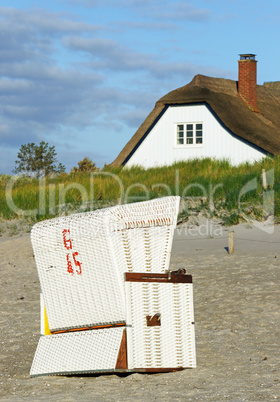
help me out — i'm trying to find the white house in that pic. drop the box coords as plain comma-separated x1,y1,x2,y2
111,55,280,168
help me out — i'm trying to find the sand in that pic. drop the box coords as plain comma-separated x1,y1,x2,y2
1,221,280,400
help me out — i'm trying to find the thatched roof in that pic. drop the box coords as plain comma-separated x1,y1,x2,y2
111,75,280,167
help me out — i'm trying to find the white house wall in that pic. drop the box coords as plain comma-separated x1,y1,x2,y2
125,104,266,168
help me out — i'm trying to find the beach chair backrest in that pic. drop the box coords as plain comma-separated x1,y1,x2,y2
31,196,180,333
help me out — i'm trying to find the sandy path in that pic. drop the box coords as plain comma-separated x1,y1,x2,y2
0,223,280,400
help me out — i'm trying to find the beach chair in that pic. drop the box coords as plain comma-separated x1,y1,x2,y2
30,196,196,377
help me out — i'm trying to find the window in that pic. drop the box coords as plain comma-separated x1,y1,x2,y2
196,124,203,144
175,123,203,146
176,124,184,144
186,124,193,144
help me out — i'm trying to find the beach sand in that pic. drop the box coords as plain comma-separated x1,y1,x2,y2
1,221,280,400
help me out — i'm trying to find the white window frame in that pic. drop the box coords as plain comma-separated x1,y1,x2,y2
174,122,203,148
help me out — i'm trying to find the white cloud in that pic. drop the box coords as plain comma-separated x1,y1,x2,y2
0,7,99,34
66,0,210,23
0,4,225,174
155,3,210,22
0,8,106,152
63,35,227,80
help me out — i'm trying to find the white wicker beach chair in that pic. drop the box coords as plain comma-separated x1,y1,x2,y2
30,196,196,377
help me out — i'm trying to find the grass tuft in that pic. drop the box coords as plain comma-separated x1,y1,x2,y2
0,156,278,225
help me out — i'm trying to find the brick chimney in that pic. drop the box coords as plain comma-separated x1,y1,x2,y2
238,54,259,112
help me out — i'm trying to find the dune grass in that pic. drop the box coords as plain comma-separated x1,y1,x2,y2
0,157,279,225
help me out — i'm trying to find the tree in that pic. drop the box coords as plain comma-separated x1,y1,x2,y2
14,141,66,178
71,157,99,173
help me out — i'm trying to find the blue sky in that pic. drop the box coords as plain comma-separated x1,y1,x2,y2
1,0,279,174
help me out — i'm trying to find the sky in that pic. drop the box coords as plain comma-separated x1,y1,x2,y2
0,0,279,174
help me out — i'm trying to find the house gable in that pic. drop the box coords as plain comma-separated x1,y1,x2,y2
124,103,267,168
110,69,280,167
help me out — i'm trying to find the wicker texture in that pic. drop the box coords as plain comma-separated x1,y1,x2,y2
30,196,196,376
31,196,180,332
31,216,126,331
126,282,196,369
30,327,124,377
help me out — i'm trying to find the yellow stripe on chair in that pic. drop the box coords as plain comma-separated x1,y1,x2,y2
44,307,51,335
